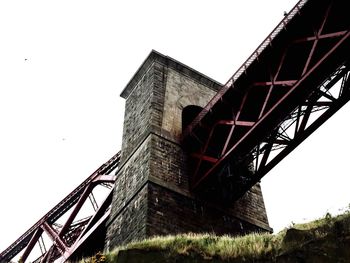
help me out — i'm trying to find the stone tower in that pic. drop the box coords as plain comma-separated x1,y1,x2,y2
105,50,271,250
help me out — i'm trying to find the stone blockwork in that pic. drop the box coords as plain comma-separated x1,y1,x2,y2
106,50,271,251
162,68,218,138
147,182,265,237
106,184,148,249
231,184,270,229
119,62,160,163
150,133,190,192
109,136,151,219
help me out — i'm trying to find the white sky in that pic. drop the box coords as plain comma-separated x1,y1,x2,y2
1,0,350,254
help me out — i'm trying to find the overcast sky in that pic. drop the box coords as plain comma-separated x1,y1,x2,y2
1,0,350,256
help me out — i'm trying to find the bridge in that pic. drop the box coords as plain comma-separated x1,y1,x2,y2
0,152,120,263
182,0,349,200
1,0,349,262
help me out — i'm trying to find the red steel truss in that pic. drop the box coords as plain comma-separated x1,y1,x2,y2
182,0,350,198
0,152,120,263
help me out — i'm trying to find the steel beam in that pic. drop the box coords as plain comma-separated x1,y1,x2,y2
182,0,349,195
0,152,120,263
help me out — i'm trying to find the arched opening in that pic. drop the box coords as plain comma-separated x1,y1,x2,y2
182,105,203,132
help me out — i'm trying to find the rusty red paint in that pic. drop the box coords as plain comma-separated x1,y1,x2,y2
0,152,121,263
182,0,349,193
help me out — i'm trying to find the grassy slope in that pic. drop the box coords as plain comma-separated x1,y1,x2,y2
79,210,350,262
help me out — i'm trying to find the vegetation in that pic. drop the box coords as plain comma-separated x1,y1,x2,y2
79,208,350,263
103,232,282,262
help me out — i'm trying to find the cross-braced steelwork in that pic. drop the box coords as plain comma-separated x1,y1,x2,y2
0,152,120,263
234,64,349,200
182,0,349,197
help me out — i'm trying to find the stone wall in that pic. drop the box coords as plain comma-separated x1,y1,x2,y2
161,68,218,138
150,133,189,192
106,50,271,251
120,65,154,163
231,184,270,229
147,182,265,237
109,136,151,219
106,184,148,248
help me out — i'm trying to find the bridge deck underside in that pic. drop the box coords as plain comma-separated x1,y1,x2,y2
182,0,350,200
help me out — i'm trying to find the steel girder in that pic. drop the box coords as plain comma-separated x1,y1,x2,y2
0,152,120,263
182,0,350,198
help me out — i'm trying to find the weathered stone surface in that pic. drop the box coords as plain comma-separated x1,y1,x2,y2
109,136,151,218
231,184,270,229
147,182,265,237
162,68,217,138
119,64,155,163
150,133,190,192
106,184,148,249
106,50,271,251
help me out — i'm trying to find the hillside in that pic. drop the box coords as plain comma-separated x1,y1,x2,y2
79,210,350,262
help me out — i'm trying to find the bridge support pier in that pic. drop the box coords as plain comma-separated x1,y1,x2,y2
105,51,271,250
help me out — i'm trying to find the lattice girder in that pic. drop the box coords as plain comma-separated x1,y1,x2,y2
182,0,350,198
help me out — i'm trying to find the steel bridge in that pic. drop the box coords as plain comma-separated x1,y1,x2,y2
1,0,349,261
0,152,120,263
182,0,349,199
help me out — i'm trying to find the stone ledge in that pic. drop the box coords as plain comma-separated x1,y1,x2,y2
118,127,181,170
120,50,222,99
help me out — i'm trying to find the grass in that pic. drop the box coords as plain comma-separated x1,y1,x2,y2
106,232,282,261
79,208,350,263
293,210,349,231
